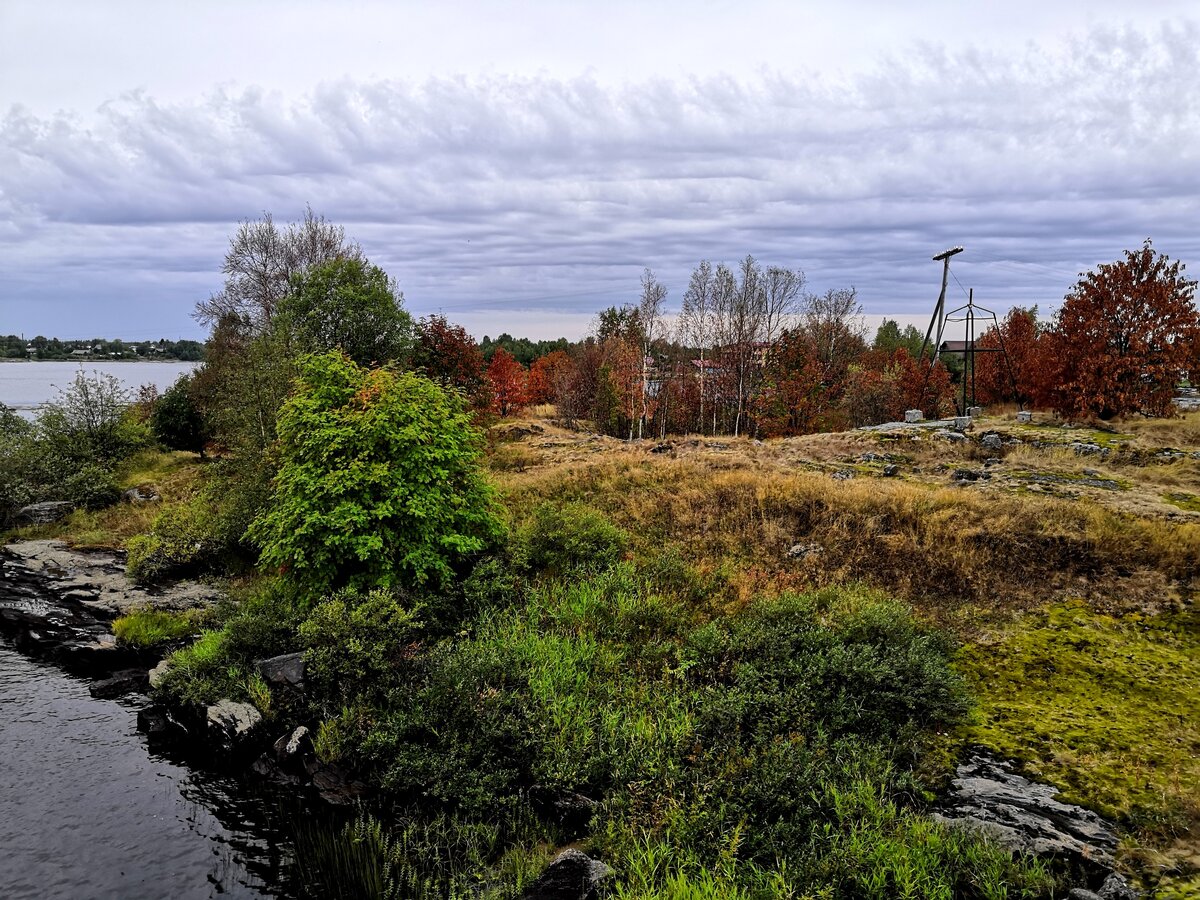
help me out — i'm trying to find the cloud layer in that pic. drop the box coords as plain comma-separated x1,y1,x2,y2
3,22,1198,340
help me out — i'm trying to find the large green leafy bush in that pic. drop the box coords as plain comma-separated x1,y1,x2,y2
249,351,503,601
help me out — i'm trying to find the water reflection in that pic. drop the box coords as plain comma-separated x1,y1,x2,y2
0,644,294,899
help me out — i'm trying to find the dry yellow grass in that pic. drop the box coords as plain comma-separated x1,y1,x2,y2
493,416,1200,625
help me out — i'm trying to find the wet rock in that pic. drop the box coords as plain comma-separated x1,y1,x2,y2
648,442,674,454
148,659,172,689
882,464,900,477
90,668,149,699
137,703,190,743
256,652,306,689
522,849,613,900
859,452,891,463
13,501,74,525
274,725,311,762
935,751,1118,876
981,432,1004,451
1069,890,1102,900
953,469,983,482
306,760,368,805
206,700,262,753
1098,873,1138,899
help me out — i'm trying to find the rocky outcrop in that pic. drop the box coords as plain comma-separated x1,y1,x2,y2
935,751,1122,883
0,540,223,674
522,849,613,900
89,668,150,699
14,501,74,525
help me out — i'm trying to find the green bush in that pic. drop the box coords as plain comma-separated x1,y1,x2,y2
684,589,970,746
151,373,210,455
62,464,121,509
249,351,503,602
518,501,627,575
127,501,221,583
300,588,424,710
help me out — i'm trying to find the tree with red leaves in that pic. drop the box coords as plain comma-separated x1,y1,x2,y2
412,315,489,407
527,350,575,405
1041,241,1199,419
487,347,528,417
973,306,1041,407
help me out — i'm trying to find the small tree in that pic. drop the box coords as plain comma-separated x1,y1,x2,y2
276,257,414,367
1043,241,1199,419
151,374,211,456
249,352,503,601
413,315,489,407
487,347,527,417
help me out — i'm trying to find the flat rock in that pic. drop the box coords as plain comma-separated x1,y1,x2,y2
935,751,1118,875
13,501,74,525
0,540,224,618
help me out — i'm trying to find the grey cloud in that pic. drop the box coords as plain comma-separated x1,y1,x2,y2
2,22,1199,341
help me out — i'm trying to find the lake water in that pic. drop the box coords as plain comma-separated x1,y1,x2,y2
0,361,199,417
0,644,293,899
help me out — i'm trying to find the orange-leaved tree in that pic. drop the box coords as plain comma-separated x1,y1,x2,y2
527,350,575,405
487,347,528,417
1041,241,1199,419
973,306,1041,406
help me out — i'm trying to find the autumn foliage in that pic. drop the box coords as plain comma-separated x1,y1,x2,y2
1039,241,1198,419
487,347,527,417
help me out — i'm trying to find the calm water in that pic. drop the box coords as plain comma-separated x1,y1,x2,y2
0,360,198,416
0,644,294,899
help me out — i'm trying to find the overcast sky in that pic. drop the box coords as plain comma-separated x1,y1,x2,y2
2,0,1198,342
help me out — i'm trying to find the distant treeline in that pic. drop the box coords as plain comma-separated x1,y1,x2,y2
2,335,205,362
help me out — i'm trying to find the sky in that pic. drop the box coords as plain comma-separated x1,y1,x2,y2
2,0,1198,342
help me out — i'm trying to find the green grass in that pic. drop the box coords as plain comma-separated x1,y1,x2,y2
112,607,209,647
958,600,1200,838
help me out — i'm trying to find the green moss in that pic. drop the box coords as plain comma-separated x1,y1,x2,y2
1011,424,1134,447
1164,492,1200,513
958,600,1200,838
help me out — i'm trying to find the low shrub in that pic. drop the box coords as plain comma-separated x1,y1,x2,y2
126,500,222,583
300,588,424,711
518,501,627,575
62,464,122,509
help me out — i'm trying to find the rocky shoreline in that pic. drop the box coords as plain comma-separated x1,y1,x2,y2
0,538,1144,898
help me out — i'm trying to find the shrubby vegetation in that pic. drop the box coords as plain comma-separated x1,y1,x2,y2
21,212,1187,896
0,372,150,524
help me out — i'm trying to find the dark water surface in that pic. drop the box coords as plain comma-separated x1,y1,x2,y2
0,644,294,899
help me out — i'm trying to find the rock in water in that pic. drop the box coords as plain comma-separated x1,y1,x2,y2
934,751,1118,876
522,849,613,900
89,668,149,699
206,700,262,753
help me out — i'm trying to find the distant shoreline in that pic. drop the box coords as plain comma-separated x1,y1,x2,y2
0,358,201,364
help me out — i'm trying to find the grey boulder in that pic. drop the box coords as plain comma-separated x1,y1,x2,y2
522,849,613,900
